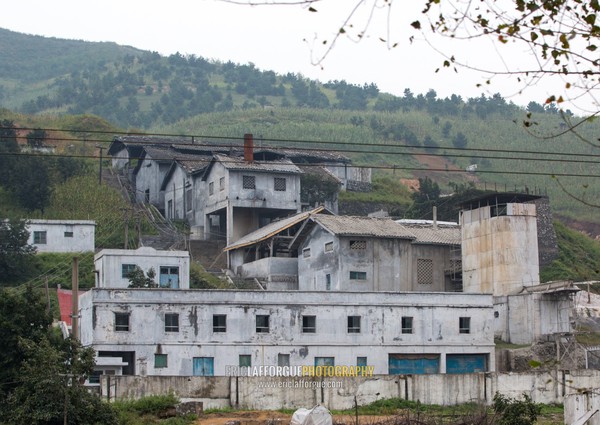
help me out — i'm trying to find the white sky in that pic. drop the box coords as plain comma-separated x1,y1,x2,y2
0,0,594,111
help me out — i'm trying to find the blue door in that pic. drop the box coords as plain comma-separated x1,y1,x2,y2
446,354,487,374
389,354,440,374
160,266,179,288
193,357,214,376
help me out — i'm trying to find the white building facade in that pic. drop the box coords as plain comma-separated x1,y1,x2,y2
79,289,495,377
26,219,95,253
94,247,190,289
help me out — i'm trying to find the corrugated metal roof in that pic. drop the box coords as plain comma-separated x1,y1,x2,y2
214,154,302,174
313,215,416,239
297,164,342,184
225,207,325,251
400,223,461,246
254,147,350,163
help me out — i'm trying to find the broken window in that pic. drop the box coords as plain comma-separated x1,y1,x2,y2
256,314,270,333
324,241,334,252
325,274,331,291
417,259,434,284
64,231,73,238
242,175,256,189
186,188,193,211
114,312,130,332
33,231,47,244
459,317,471,334
347,316,361,333
274,177,286,191
165,313,179,332
303,248,311,258
209,181,214,195
402,316,413,334
213,314,226,332
278,353,290,367
302,315,316,333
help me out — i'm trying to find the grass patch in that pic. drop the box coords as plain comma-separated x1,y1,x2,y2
112,394,197,424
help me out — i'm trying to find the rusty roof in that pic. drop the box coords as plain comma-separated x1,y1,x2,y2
313,215,416,239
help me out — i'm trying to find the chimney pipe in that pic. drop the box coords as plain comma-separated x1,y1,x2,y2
433,206,438,230
244,133,254,162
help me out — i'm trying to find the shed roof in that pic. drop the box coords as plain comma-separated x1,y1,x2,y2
312,215,416,239
224,206,326,252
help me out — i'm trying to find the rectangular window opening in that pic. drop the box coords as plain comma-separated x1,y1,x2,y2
155,354,168,368
64,231,73,238
349,271,367,280
33,231,47,244
278,353,290,367
239,354,252,367
417,258,434,285
324,241,334,252
242,175,256,189
274,177,286,191
402,316,413,334
302,315,316,333
114,312,130,332
122,264,137,278
349,240,366,250
256,314,270,333
165,313,179,332
209,181,214,195
348,316,361,333
213,314,227,332
303,248,311,258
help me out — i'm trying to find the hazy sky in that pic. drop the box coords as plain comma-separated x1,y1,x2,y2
0,0,590,111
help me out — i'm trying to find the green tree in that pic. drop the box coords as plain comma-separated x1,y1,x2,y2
452,131,468,149
127,266,158,288
0,219,36,284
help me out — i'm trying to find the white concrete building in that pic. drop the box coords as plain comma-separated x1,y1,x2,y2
94,247,190,289
26,219,95,253
79,289,494,377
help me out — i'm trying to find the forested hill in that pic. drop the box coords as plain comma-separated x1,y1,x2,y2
1,27,599,227
0,26,560,129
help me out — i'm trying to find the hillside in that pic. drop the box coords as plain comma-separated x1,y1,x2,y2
0,27,599,229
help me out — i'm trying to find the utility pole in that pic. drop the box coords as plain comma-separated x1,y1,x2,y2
71,257,79,340
96,145,104,185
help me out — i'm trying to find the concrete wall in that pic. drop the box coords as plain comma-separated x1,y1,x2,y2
82,289,494,377
135,155,171,208
102,369,600,410
26,220,95,253
94,247,190,289
461,203,539,296
565,389,600,425
238,257,298,280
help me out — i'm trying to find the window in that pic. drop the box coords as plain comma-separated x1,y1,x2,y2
315,357,335,367
209,181,214,195
144,189,150,203
213,314,226,332
122,264,137,278
256,314,270,333
159,266,179,288
324,241,334,252
356,357,368,376
459,317,471,334
417,259,434,285
64,231,73,238
155,354,168,368
88,371,102,384
274,177,286,191
325,274,331,291
402,316,413,334
186,188,192,212
33,231,47,244
219,176,225,191
278,353,290,367
239,355,252,368
349,271,367,280
349,240,366,250
165,313,179,332
303,248,311,258
242,175,256,189
302,315,316,333
348,316,361,333
114,312,130,332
